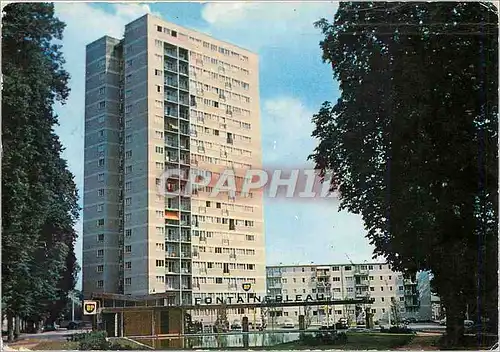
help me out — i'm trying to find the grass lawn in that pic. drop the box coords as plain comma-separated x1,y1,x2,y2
34,337,150,350
33,340,79,350
269,333,416,350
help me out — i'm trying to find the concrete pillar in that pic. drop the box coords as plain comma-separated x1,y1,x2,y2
298,315,305,331
242,316,249,332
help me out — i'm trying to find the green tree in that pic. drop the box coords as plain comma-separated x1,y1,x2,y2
310,2,498,346
2,3,79,339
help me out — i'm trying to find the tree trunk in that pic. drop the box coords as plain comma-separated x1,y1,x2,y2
444,297,465,347
14,316,20,340
7,314,14,343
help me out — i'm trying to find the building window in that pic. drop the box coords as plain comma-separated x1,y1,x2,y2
156,276,165,283
155,146,164,154
125,150,132,159
98,189,104,197
97,265,104,272
124,213,131,223
125,135,132,143
125,278,131,286
97,173,104,182
125,229,132,237
97,204,103,212
155,69,162,76
98,158,105,167
97,280,104,288
97,234,104,242
97,249,104,257
98,101,106,110
125,262,131,269
97,219,104,227
125,197,132,206
99,87,105,95
125,182,131,191
156,260,165,267
125,245,131,253
125,165,132,174
156,243,164,251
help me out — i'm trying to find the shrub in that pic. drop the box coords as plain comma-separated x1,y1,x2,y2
380,326,415,334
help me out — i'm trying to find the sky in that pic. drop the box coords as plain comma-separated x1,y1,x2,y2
52,2,381,287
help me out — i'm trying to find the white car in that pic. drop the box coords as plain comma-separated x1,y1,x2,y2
282,320,294,329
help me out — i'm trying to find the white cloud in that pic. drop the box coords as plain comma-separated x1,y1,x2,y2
201,2,339,50
53,3,160,286
261,97,316,164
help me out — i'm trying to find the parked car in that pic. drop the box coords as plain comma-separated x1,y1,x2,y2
336,318,349,330
230,320,242,331
403,317,417,324
465,322,495,335
282,320,294,329
68,321,84,330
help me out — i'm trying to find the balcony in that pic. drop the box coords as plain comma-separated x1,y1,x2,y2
165,95,178,103
166,234,180,242
179,48,189,62
165,282,181,291
181,234,191,242
165,139,179,148
164,64,178,73
166,251,180,258
165,122,179,133
165,153,179,163
355,279,370,287
165,109,178,118
181,251,191,259
404,278,418,286
165,78,178,88
164,46,177,58
405,299,420,308
354,268,369,276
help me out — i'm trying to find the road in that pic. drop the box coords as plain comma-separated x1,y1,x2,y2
6,328,89,342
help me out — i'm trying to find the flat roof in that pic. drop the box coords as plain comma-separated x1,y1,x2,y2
97,298,375,313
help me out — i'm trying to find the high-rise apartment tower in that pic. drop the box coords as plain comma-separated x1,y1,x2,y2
83,14,264,316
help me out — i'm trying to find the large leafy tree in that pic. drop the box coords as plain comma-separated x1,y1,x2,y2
2,3,79,339
310,2,497,346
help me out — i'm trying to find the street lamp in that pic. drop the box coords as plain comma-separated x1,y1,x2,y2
384,280,391,326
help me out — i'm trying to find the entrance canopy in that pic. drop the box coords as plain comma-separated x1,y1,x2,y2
91,292,374,313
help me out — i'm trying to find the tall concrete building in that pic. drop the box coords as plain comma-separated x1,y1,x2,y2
266,263,432,326
83,14,265,319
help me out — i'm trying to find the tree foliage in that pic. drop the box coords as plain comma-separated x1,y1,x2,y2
310,2,498,346
2,2,79,337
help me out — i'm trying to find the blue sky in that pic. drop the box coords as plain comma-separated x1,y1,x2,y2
53,2,380,286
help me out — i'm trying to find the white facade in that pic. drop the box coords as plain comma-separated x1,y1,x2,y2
83,14,264,325
266,263,432,326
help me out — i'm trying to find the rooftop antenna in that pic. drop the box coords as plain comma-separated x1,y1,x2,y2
345,253,355,265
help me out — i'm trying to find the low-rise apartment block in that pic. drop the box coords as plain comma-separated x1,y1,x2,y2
266,263,432,326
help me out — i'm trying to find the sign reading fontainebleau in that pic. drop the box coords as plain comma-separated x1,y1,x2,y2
83,300,98,315
194,293,332,306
